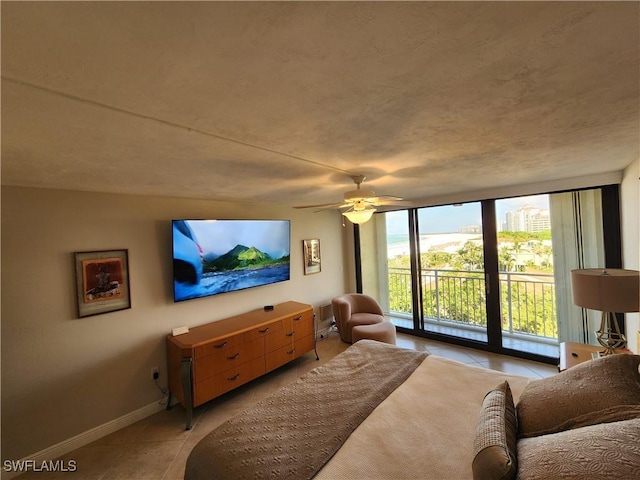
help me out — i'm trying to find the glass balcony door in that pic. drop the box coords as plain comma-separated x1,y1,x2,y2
383,210,414,330
495,195,559,357
383,199,560,355
369,186,615,363
415,203,488,343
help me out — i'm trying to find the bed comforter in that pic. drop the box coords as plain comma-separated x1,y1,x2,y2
185,340,531,480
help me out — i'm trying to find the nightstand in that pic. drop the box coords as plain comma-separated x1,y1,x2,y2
559,342,632,371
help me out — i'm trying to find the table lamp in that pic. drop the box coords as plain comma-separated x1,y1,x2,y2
571,268,639,355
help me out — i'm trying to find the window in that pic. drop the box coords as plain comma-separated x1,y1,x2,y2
359,186,619,362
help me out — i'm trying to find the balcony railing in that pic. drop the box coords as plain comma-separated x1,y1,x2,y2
388,267,558,341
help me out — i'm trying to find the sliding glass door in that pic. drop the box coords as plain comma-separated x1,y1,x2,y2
365,186,615,362
383,210,414,330
416,203,488,342
495,195,559,357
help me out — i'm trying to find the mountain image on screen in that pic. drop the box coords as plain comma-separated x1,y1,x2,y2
205,244,289,272
172,219,291,302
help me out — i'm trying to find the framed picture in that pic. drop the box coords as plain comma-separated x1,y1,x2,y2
74,249,131,318
303,238,321,275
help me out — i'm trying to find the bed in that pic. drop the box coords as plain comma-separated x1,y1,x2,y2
184,340,532,479
186,339,640,479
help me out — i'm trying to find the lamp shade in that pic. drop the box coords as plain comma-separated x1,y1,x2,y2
571,268,639,313
342,208,376,224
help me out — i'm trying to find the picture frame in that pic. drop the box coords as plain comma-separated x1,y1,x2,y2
303,238,321,275
74,249,131,318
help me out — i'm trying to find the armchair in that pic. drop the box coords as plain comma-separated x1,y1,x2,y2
331,293,384,343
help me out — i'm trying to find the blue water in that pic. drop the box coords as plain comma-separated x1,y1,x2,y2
387,234,409,245
174,264,290,301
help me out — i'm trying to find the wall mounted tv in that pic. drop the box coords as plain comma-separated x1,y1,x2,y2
172,219,291,302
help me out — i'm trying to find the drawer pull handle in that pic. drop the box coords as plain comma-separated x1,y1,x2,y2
287,348,296,355
293,315,303,321
227,353,240,360
214,341,228,349
228,373,240,381
286,331,295,337
258,327,270,334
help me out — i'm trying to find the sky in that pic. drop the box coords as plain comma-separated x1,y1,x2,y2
186,220,290,257
385,194,550,235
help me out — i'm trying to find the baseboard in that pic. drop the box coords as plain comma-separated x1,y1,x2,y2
2,401,165,480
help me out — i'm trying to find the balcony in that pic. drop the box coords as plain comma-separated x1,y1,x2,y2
387,267,559,357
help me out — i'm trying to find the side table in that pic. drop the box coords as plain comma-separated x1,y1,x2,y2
559,342,632,371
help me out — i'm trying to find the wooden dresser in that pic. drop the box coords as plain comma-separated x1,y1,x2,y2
166,301,316,428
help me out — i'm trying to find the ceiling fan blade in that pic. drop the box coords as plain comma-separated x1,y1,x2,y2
294,202,343,209
373,198,408,206
295,175,404,212
359,194,405,206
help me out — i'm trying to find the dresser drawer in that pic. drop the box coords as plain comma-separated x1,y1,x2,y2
291,310,314,338
264,310,313,353
265,343,299,373
193,337,263,380
194,356,265,406
294,334,314,360
266,331,315,372
244,318,284,342
194,335,242,360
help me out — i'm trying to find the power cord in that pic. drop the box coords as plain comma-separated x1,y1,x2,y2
155,379,170,406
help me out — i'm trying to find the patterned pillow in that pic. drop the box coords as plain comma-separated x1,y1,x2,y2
516,354,640,438
516,418,640,480
472,381,518,480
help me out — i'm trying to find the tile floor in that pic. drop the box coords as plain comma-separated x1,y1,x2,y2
13,332,557,480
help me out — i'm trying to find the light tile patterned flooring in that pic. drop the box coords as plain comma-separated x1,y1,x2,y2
13,332,557,480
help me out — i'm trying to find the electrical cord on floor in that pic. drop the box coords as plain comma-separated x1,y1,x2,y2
155,379,169,406
319,321,337,339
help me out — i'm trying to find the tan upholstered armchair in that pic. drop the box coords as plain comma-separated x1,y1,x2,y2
331,293,384,343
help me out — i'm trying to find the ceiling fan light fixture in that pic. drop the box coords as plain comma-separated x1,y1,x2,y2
344,188,376,202
342,207,376,224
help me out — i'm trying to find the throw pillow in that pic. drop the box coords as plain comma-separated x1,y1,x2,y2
516,353,640,438
516,418,640,480
472,381,518,480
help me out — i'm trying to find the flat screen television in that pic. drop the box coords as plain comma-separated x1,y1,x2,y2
172,219,290,302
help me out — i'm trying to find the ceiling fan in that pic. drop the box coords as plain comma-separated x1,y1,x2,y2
294,175,404,224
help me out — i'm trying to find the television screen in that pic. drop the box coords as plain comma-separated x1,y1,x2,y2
172,219,290,302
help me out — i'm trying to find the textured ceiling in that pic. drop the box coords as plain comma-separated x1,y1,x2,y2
2,2,638,208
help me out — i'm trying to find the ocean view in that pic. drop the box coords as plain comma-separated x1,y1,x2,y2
386,233,483,258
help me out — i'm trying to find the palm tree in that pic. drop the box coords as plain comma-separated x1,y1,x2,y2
499,246,516,272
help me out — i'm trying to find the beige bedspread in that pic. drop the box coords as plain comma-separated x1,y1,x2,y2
185,340,429,480
315,355,531,480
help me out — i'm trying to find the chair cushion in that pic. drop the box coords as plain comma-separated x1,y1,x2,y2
347,313,384,328
351,322,396,345
472,381,518,480
516,418,640,480
516,353,640,438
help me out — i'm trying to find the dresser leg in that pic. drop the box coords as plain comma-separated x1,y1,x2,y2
181,357,194,430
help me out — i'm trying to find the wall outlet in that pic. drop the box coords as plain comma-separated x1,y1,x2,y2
151,366,159,380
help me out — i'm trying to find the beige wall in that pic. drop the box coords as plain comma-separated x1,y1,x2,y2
621,157,640,353
1,186,347,461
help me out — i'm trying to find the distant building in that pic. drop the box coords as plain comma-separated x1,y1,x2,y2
528,210,551,232
459,225,481,234
505,205,550,233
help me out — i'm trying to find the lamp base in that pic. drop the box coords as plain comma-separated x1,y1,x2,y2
596,311,627,355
